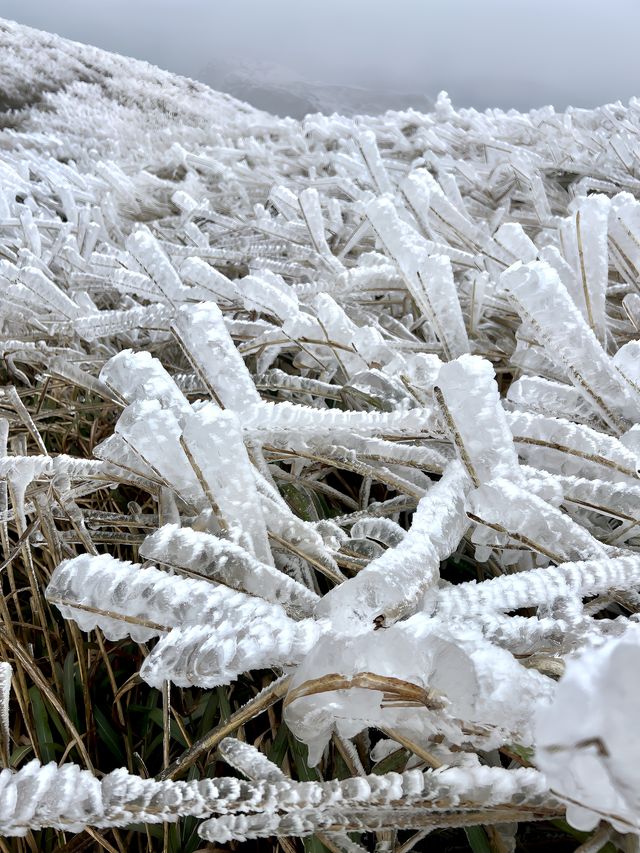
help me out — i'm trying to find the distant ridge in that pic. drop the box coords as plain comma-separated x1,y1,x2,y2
200,58,434,119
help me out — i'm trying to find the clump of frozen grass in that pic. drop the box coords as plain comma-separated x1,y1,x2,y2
535,626,640,835
0,14,640,850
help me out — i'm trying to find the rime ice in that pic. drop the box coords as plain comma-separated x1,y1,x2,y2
2,13,640,843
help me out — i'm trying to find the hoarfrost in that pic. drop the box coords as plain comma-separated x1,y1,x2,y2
1,14,640,842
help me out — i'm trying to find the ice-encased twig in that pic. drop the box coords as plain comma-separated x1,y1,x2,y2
499,261,640,432
435,355,521,485
316,461,470,630
139,523,317,616
434,554,640,617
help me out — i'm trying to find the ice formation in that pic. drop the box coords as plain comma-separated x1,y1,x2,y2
535,627,640,835
0,13,639,843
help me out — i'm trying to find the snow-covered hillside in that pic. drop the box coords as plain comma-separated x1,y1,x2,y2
1,16,640,848
0,17,259,121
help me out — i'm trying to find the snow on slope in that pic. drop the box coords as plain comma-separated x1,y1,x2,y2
0,16,260,121
2,15,640,842
0,15,267,172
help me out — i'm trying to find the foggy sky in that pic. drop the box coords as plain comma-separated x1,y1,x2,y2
2,0,639,114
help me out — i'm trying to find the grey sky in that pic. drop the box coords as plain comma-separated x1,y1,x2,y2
2,0,639,115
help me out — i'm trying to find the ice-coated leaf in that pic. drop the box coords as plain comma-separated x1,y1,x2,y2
492,222,538,264
316,461,470,630
99,349,190,414
140,523,317,615
558,194,610,343
298,187,343,272
366,197,469,359
125,227,187,303
416,254,470,359
434,554,640,617
609,193,640,286
0,749,557,838
0,663,12,763
178,256,238,303
505,409,640,481
499,261,640,431
172,301,261,410
17,266,83,320
240,399,438,438
218,738,288,782
535,626,640,834
114,400,207,509
400,168,482,252
613,340,640,392
311,293,370,376
92,433,162,489
467,478,609,565
553,471,640,533
506,375,598,426
435,355,521,485
349,517,406,549
181,406,272,563
284,619,553,765
240,273,300,322
140,616,322,688
45,553,318,653
357,130,393,196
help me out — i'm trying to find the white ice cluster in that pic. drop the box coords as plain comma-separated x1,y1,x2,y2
1,14,640,843
0,733,558,838
535,627,640,835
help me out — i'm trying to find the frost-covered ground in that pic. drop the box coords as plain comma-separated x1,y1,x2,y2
1,15,640,851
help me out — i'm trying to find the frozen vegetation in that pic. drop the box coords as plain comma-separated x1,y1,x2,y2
1,14,640,851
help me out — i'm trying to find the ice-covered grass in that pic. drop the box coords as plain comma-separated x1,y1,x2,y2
0,14,640,852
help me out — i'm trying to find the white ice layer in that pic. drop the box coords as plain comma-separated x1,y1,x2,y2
317,461,470,630
139,523,317,615
181,406,273,563
535,626,640,834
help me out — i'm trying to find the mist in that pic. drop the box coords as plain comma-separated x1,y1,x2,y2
2,0,639,117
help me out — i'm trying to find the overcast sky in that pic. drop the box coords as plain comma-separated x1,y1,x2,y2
2,0,639,114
